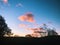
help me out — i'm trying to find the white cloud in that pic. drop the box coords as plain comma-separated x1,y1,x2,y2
16,3,23,7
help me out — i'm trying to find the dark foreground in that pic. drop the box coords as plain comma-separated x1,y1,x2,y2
0,35,60,45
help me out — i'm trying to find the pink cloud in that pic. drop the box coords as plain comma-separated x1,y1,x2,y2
19,24,28,28
18,12,35,23
2,0,10,7
3,0,8,3
26,27,45,32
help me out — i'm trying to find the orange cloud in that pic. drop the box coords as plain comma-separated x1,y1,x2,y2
18,15,26,21
18,12,35,23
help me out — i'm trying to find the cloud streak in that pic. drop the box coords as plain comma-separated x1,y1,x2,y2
19,24,27,28
27,28,43,31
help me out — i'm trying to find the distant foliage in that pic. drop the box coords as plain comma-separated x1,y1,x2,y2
25,34,32,37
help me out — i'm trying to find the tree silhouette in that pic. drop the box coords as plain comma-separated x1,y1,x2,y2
0,15,12,37
25,23,58,37
47,28,58,36
4,28,13,37
42,24,58,36
25,34,32,37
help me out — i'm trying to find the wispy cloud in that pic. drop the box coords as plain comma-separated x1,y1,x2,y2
18,12,35,23
16,3,23,7
26,28,43,31
19,24,27,28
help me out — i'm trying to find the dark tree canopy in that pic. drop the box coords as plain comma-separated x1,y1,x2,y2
0,15,12,37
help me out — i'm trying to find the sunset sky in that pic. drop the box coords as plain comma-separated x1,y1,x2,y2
0,0,60,36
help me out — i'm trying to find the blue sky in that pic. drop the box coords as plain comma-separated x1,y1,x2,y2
0,0,60,36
